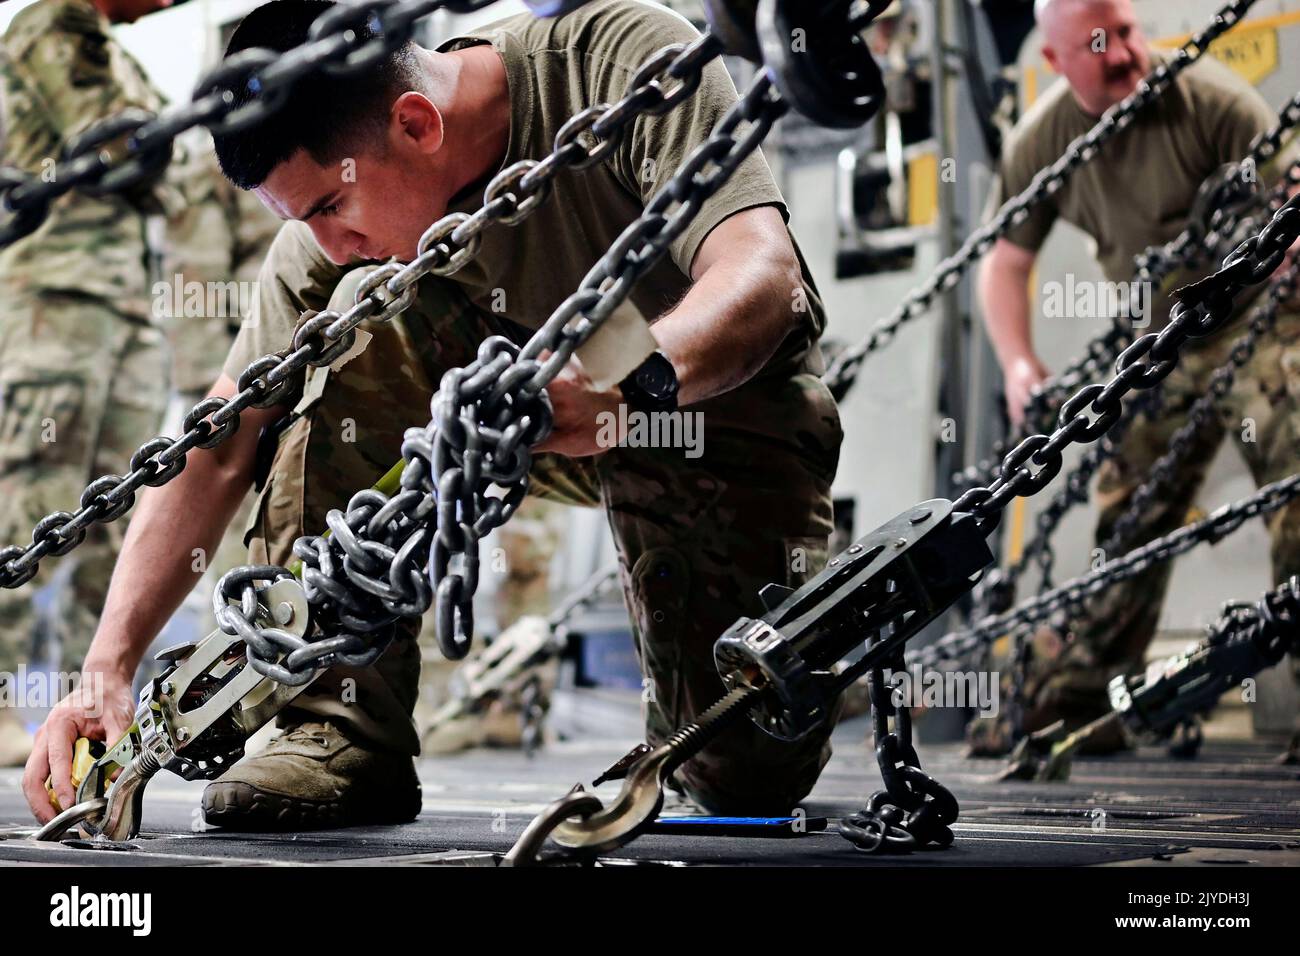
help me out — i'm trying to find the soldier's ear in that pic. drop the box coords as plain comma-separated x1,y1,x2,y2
1041,42,1063,75
392,92,444,158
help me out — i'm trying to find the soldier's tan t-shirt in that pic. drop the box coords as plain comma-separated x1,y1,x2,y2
223,0,826,394
989,51,1281,324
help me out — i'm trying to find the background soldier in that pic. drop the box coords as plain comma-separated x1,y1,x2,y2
0,0,268,766
975,0,1300,752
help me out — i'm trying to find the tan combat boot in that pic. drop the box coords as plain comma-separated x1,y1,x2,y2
201,719,422,831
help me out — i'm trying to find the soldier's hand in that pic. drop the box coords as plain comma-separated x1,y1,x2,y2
533,358,622,458
1004,354,1051,428
22,666,135,823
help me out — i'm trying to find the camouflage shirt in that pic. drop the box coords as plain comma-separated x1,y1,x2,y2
0,0,186,311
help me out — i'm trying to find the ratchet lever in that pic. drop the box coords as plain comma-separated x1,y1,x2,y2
35,576,316,842
36,724,146,841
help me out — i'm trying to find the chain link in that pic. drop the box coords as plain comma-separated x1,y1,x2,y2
420,73,786,660
971,387,1162,620
1027,139,1300,425
983,388,1162,733
952,135,1300,495
839,645,957,852
2,0,1286,703
820,0,1260,400
977,233,1298,613
933,183,1300,665
959,147,1300,723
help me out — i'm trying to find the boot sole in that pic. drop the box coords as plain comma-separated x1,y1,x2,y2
202,780,421,832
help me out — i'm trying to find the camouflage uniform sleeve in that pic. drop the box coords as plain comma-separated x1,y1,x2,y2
157,147,242,394
161,148,237,287
221,219,345,394
10,1,166,197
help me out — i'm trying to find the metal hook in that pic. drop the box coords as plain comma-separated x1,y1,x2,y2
32,798,108,842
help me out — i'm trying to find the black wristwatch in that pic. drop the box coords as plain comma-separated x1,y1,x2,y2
618,350,679,413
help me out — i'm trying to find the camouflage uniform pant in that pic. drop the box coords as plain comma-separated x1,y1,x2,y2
0,285,167,672
1023,308,1300,731
245,276,843,814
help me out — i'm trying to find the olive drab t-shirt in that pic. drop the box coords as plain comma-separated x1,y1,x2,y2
988,50,1285,326
223,0,827,398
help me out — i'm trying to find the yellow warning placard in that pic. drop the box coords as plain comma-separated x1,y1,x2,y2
1156,18,1281,86
1203,23,1277,85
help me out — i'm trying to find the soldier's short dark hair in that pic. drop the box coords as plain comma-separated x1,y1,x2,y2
212,0,426,189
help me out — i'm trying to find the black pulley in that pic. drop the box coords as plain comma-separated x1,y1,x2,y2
756,0,886,129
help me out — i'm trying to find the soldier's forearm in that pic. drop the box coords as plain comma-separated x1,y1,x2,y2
978,248,1036,370
81,378,287,682
659,208,802,406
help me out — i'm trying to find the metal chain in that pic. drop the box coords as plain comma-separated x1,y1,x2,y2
1030,138,1300,416
839,646,957,852
913,469,1300,669
222,69,788,675
0,0,503,247
1102,249,1300,555
553,181,1300,857
1035,93,1300,399
948,256,1299,709
417,73,785,660
820,0,1260,400
992,389,1163,732
951,191,1300,535
0,0,492,586
922,191,1300,666
0,27,723,595
962,153,1300,721
951,139,1300,495
1031,392,1164,592
982,246,1297,612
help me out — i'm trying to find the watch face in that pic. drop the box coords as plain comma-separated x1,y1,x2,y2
635,352,677,400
